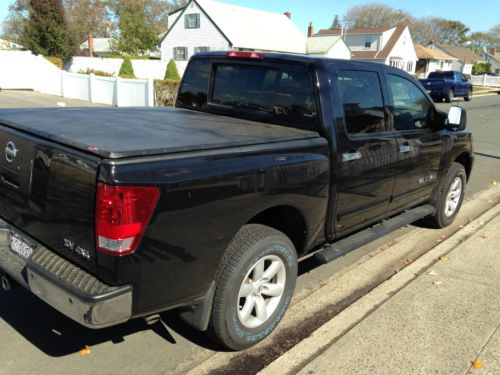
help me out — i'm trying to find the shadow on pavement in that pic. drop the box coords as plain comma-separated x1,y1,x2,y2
0,287,223,357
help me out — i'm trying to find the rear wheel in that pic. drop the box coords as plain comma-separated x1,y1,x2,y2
445,89,454,103
424,162,466,228
209,224,297,350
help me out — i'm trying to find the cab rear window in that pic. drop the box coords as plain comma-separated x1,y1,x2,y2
177,59,318,130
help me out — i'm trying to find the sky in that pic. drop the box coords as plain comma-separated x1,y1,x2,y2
0,0,498,36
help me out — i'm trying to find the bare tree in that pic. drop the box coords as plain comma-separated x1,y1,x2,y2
1,0,29,43
64,0,115,44
468,32,497,54
343,3,414,29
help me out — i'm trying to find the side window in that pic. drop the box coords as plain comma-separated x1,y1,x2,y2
185,14,200,29
387,74,433,131
337,70,386,135
177,59,210,108
173,47,188,61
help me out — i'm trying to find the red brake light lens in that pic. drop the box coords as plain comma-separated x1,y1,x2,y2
96,183,159,256
226,51,263,59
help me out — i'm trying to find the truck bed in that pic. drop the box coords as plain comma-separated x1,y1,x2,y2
0,107,319,159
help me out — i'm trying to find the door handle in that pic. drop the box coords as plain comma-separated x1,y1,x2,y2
342,151,362,162
399,144,413,153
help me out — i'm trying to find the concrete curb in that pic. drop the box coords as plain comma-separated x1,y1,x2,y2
260,201,500,375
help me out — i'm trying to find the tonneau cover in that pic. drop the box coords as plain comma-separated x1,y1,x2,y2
0,107,319,159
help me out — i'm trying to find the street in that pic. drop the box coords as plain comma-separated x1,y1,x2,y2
0,92,499,374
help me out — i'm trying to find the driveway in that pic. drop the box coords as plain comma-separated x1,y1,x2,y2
0,90,106,108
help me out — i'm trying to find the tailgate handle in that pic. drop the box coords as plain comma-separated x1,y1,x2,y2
1,174,20,190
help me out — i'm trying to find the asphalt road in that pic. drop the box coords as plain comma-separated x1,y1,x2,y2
0,91,499,374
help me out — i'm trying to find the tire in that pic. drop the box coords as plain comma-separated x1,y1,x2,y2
445,89,454,103
464,89,472,102
424,162,466,228
209,224,297,350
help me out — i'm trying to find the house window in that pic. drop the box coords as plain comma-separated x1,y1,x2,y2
173,47,188,61
185,13,200,29
194,46,210,54
364,36,372,49
406,61,413,72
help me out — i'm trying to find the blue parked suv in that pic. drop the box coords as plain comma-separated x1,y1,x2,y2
419,71,473,103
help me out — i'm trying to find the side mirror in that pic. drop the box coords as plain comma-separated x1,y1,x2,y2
447,106,467,131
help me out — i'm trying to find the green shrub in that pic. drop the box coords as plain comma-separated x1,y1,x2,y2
164,59,180,81
78,68,113,77
472,62,492,75
119,56,136,78
154,79,181,106
44,56,63,69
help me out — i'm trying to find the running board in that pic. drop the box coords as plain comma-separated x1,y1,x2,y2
315,204,436,264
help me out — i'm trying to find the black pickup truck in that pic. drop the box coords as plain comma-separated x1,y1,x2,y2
0,52,473,350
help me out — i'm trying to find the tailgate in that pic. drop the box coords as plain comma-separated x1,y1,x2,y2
421,79,445,91
0,124,99,274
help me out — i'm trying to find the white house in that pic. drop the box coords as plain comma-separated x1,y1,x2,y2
0,38,24,51
414,44,457,78
306,35,351,60
428,43,484,75
159,0,306,75
313,25,418,74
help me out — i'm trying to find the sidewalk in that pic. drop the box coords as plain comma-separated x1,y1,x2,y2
295,212,500,374
261,206,500,375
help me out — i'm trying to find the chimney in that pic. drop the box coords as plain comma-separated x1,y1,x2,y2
284,11,291,19
307,22,314,37
489,47,497,56
88,33,94,58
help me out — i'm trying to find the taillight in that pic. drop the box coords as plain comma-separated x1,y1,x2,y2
226,51,263,59
95,183,159,256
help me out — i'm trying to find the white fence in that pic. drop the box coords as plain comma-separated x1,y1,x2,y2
69,56,169,80
471,74,500,87
0,51,154,107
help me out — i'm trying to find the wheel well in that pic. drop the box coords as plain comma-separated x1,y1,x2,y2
455,152,472,181
248,206,307,254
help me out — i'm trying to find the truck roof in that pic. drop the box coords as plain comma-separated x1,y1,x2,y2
0,107,319,159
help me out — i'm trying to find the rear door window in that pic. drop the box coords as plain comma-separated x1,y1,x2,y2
336,70,386,135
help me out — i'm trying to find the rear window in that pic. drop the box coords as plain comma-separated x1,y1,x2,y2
428,71,454,79
177,59,318,130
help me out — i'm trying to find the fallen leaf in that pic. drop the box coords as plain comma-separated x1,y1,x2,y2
480,234,487,239
471,359,483,369
404,258,414,265
440,256,449,261
491,180,497,186
433,281,442,285
79,347,92,356
427,270,439,276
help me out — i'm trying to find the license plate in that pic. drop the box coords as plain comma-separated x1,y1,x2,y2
10,233,35,259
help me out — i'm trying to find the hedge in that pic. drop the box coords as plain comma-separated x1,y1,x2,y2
154,79,181,106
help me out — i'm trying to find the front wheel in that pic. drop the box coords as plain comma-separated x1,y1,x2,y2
424,162,466,228
464,89,472,101
209,224,297,350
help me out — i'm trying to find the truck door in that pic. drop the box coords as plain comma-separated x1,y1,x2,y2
384,72,444,214
329,66,397,236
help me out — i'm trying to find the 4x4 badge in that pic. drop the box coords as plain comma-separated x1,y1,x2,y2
5,141,18,163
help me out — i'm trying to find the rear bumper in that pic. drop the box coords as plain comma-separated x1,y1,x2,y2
0,219,132,329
